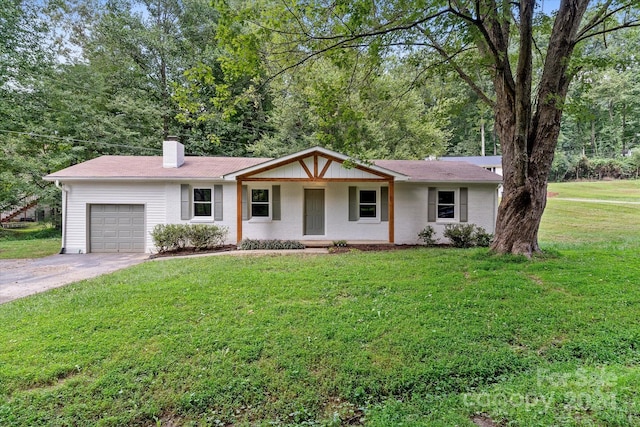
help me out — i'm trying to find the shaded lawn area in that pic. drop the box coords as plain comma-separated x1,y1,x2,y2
0,224,61,259
1,246,639,426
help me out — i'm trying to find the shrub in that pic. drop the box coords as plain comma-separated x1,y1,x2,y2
150,224,186,253
473,226,493,247
332,240,348,247
238,239,305,250
443,224,477,248
417,225,438,246
151,224,229,253
443,223,494,248
185,224,228,250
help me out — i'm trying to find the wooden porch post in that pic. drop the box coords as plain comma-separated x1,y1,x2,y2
389,179,395,243
236,179,243,243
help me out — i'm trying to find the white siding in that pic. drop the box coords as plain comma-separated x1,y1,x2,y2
251,156,383,180
242,182,388,242
64,182,167,254
394,183,498,244
323,161,381,179
62,179,498,251
164,181,238,246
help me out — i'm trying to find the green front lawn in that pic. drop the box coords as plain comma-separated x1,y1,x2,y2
1,181,639,426
1,245,639,426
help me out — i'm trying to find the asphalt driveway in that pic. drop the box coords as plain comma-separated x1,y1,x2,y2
0,253,148,304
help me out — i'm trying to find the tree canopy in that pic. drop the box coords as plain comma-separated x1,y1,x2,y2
2,0,639,254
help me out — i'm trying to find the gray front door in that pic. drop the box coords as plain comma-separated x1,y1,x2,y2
304,189,325,235
90,204,145,253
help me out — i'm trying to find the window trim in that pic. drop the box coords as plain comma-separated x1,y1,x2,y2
192,187,213,218
357,187,380,223
436,188,458,222
249,187,271,221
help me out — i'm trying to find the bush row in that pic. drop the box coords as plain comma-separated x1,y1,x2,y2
150,224,228,253
551,153,640,181
418,224,493,248
238,239,305,250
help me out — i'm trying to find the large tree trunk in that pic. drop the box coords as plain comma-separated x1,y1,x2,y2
489,0,589,256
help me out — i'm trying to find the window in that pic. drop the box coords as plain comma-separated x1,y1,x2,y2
251,189,269,217
359,190,377,218
437,190,455,219
193,188,212,217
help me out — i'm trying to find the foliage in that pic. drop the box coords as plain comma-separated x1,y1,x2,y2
150,224,228,253
332,240,348,247
238,239,305,250
250,58,450,159
560,28,640,160
473,227,494,247
551,155,640,181
443,223,493,248
443,223,477,248
417,225,438,246
184,224,229,250
150,224,186,253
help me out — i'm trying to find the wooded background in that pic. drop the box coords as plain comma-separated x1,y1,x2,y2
2,0,639,213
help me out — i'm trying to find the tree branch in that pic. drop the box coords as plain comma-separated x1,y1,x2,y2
576,0,616,38
576,20,640,44
423,33,496,108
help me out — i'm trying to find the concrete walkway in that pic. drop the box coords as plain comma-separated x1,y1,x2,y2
0,253,148,304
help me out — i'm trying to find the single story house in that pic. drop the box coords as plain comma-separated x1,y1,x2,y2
44,140,502,253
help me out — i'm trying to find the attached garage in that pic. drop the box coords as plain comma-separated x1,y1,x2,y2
89,204,145,253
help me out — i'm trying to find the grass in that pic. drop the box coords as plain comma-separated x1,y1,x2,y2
540,181,640,247
547,180,640,202
1,181,639,426
0,223,61,259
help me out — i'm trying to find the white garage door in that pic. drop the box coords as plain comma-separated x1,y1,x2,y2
90,204,145,253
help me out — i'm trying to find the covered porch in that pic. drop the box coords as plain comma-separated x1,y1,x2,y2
225,147,408,245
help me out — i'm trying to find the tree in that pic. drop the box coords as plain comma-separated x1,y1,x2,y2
561,28,640,158
218,0,640,256
251,57,450,159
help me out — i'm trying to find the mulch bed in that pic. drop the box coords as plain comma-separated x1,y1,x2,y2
149,244,238,259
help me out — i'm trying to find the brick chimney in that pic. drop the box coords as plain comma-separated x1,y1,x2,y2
163,136,184,168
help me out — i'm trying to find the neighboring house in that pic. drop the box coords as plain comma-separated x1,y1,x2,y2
44,140,502,253
439,156,503,197
439,155,503,176
1,196,39,224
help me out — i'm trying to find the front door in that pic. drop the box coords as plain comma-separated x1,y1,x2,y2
304,189,325,235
